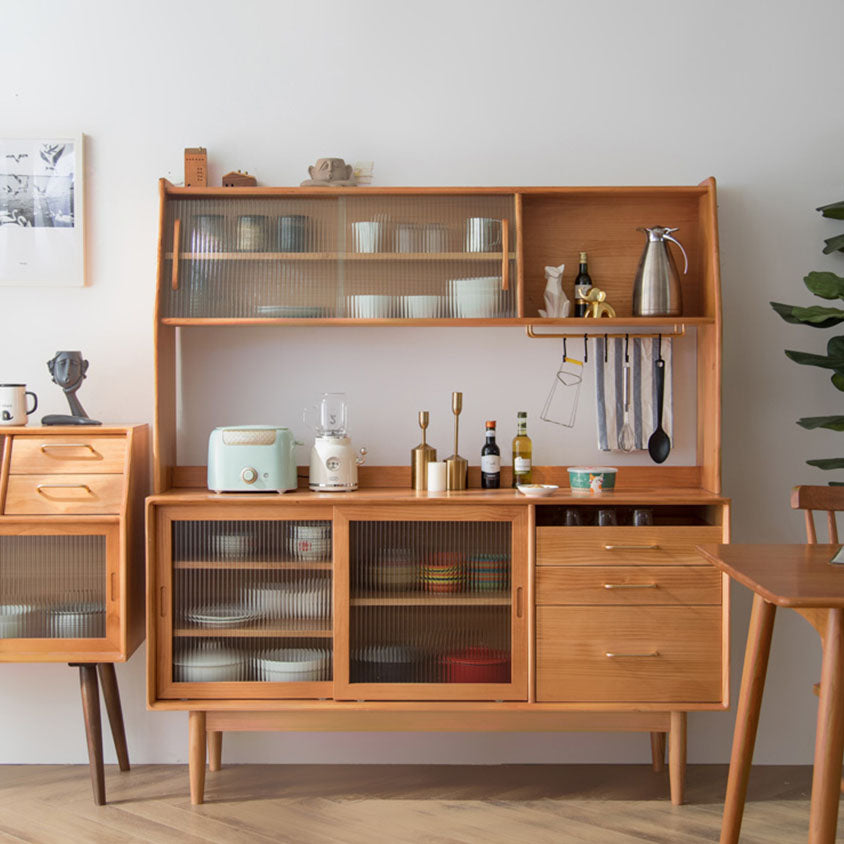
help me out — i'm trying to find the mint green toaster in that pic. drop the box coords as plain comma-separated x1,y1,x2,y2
207,426,299,493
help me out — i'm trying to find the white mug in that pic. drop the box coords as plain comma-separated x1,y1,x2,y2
0,384,38,426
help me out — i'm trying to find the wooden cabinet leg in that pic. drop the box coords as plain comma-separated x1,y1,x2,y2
809,607,844,843
97,664,130,772
76,664,105,806
721,594,776,844
189,711,207,805
650,731,666,772
208,731,222,772
669,711,687,805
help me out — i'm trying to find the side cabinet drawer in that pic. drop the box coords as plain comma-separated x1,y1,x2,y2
9,436,127,474
537,606,722,703
536,526,723,566
536,565,722,606
5,475,124,515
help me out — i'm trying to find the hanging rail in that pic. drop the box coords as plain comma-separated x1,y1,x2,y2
524,323,686,340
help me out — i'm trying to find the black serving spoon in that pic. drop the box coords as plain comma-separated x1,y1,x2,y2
648,337,671,464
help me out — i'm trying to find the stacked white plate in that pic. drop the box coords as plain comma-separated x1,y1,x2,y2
246,578,331,619
400,295,440,319
51,602,105,638
345,294,394,319
184,603,261,628
447,276,501,318
174,644,246,682
0,604,30,638
256,647,331,682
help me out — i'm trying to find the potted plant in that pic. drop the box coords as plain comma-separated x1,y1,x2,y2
771,199,844,481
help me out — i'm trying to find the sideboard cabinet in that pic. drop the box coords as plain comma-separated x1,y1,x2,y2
149,180,724,806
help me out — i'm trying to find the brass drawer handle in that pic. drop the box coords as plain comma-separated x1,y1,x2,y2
603,582,658,590
40,443,98,455
605,651,661,658
603,544,660,551
36,483,92,494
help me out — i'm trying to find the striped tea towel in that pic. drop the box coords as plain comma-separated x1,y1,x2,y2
595,337,673,452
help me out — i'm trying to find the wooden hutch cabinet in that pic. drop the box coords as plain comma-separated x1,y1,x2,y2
148,179,726,805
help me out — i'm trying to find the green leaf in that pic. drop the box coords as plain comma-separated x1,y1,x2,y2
771,301,844,328
823,233,844,254
807,458,844,470
797,415,844,431
818,200,844,220
831,482,844,486
785,349,844,369
804,271,844,300
834,372,844,391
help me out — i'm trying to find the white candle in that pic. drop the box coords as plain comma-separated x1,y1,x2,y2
427,461,447,493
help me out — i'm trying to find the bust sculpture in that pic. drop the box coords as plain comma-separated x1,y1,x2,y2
42,350,102,426
300,158,357,187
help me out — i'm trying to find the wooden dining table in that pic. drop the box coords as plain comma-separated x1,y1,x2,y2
697,543,844,844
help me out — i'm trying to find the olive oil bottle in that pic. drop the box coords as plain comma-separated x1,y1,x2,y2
511,411,532,486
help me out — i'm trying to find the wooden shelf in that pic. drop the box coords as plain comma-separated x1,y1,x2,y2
175,623,332,638
351,592,510,606
161,316,714,327
167,252,513,262
174,560,332,571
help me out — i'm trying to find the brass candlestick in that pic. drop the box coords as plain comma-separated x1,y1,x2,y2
446,391,468,490
411,410,437,491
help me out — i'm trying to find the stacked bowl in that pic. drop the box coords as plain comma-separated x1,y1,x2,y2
466,554,509,592
447,276,501,318
256,647,330,682
421,552,465,593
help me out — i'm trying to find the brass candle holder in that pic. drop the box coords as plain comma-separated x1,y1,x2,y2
446,391,468,491
411,410,437,491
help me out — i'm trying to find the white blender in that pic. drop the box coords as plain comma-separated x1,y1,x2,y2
306,392,367,492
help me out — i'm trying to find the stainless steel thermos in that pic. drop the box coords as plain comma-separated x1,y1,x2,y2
632,226,688,317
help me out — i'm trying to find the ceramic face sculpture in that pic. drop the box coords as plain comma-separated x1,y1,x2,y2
301,158,357,187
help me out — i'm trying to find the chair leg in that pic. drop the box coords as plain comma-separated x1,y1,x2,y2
189,711,207,805
208,731,222,772
76,664,106,806
97,664,130,772
669,712,687,805
650,731,666,772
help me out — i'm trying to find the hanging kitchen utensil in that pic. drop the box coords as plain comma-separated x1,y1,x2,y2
540,339,583,429
647,336,671,463
632,226,688,317
618,335,635,452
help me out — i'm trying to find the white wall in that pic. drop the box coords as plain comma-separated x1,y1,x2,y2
1,0,842,765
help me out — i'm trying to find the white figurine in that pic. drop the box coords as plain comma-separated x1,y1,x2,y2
539,264,571,318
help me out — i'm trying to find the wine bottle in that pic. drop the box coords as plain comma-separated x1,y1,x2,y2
512,411,532,486
480,420,501,489
574,251,592,318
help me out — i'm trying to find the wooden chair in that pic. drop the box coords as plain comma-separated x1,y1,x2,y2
791,485,844,793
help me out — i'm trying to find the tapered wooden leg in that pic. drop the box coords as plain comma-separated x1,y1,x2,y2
208,731,222,772
650,731,666,772
97,664,130,772
189,711,207,805
669,711,686,805
809,607,844,843
77,664,105,806
721,595,776,844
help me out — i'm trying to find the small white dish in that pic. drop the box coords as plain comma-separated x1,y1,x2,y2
516,484,559,498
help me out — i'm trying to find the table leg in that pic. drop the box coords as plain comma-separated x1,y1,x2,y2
77,664,106,806
809,607,844,843
97,664,130,772
669,712,686,805
189,711,206,805
721,594,776,844
650,731,666,773
208,730,222,772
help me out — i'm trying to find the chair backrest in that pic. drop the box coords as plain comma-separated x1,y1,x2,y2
791,485,844,543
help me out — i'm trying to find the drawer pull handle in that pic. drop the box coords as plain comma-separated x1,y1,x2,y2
36,483,92,494
516,586,524,618
160,586,167,618
40,443,98,455
605,651,661,659
603,582,658,590
604,544,660,551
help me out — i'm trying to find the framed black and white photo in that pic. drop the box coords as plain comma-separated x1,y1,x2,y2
0,135,85,286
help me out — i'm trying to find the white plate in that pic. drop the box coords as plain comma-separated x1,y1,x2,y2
516,484,559,498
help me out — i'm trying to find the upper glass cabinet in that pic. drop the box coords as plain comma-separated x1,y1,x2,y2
160,193,518,321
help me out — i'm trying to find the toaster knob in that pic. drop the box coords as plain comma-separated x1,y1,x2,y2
240,467,258,484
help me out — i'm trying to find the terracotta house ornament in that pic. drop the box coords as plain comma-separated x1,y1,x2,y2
301,158,357,187
222,170,257,187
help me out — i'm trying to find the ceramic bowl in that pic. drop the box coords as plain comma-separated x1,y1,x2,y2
174,645,246,682
516,484,559,498
257,647,329,682
567,466,617,495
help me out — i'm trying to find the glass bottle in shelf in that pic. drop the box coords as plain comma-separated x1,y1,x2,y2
574,252,592,318
511,412,532,487
481,420,501,489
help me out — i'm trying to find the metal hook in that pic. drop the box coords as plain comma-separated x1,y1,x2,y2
604,334,608,363
657,333,662,361
563,337,567,360
583,334,588,363
624,333,629,363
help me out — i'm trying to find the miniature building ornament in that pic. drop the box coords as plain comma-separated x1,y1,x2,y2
301,158,357,187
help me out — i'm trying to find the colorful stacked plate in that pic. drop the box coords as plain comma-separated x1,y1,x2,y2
467,554,509,592
441,647,510,683
421,552,465,593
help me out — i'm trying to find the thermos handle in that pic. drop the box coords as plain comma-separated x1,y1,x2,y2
663,233,688,275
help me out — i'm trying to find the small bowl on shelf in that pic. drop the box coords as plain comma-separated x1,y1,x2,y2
256,647,330,682
567,466,617,495
173,644,246,683
516,484,558,498
441,646,510,683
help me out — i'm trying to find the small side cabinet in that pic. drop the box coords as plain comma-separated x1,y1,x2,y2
0,425,148,803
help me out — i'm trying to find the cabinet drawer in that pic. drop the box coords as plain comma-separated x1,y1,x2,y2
536,565,722,606
536,526,723,566
537,606,722,703
9,436,126,474
4,475,124,515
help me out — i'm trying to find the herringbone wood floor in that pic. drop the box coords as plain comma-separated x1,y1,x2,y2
0,764,835,843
